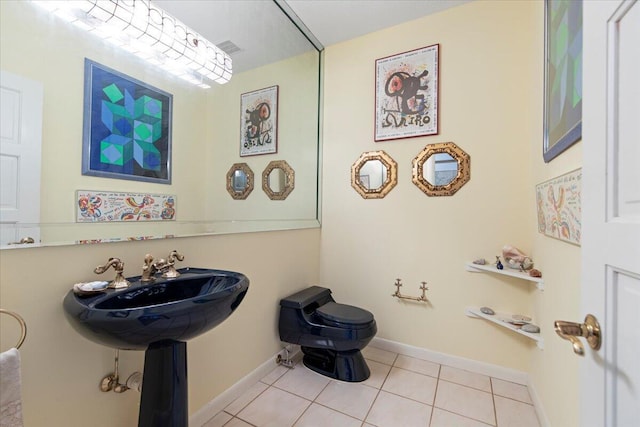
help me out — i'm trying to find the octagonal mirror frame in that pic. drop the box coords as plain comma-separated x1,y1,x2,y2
226,163,254,200
262,160,295,200
412,142,470,196
351,150,398,199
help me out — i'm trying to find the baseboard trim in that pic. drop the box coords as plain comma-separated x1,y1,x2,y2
371,337,529,385
189,346,299,427
527,378,551,427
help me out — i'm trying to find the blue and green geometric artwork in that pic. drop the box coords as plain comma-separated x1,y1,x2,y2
82,59,173,184
544,0,582,162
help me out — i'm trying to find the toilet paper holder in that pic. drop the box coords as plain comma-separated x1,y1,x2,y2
391,279,429,303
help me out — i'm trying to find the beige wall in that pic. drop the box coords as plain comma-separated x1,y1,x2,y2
0,229,320,426
319,1,580,426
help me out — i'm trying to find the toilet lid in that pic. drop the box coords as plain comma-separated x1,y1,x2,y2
316,302,374,325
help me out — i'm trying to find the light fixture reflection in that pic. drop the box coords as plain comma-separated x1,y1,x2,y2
33,0,232,88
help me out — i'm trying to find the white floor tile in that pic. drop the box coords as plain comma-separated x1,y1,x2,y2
294,403,361,427
225,381,269,415
224,418,254,427
393,354,440,378
237,387,310,427
365,390,432,427
439,365,491,392
261,364,292,385
274,364,331,400
202,411,233,427
382,367,438,405
494,396,540,427
361,360,392,389
315,380,378,420
434,380,496,426
430,408,493,427
491,378,533,404
362,346,398,365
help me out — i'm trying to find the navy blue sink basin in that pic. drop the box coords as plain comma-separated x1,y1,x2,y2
63,268,249,350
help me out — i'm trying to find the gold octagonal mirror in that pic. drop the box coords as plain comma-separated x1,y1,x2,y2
226,163,254,200
412,142,470,196
262,160,295,200
351,150,398,199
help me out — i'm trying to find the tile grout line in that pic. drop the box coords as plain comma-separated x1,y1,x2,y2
491,377,499,427
427,364,443,426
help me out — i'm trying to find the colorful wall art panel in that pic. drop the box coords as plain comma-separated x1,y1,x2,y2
240,85,278,156
375,44,439,141
536,168,581,245
76,190,176,223
82,59,172,183
543,0,582,162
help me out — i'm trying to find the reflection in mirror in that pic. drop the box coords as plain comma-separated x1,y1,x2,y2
0,0,322,248
226,163,254,200
423,153,459,186
262,160,295,200
412,142,470,197
351,151,397,199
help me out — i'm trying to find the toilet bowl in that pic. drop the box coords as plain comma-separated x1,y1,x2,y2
278,286,377,382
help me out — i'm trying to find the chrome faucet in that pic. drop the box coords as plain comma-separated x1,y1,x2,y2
94,257,130,289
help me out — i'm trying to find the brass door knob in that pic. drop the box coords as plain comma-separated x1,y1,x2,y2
554,314,601,356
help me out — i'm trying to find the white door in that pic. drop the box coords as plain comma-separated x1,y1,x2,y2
580,1,640,426
0,70,43,246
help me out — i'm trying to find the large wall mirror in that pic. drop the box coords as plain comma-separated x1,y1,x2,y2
0,1,322,248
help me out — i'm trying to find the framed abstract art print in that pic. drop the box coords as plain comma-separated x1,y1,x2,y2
543,0,582,162
375,44,439,142
82,59,173,184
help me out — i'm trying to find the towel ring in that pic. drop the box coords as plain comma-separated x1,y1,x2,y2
0,309,27,349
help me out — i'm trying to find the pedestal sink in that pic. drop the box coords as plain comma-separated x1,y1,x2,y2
63,267,249,427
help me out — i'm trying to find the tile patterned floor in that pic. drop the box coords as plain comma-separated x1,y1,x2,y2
203,345,540,427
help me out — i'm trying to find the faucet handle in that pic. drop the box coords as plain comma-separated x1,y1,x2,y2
94,257,130,289
168,250,184,263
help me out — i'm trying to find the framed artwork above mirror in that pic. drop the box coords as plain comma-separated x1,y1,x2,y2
351,151,398,199
226,163,254,200
262,160,295,200
412,142,470,197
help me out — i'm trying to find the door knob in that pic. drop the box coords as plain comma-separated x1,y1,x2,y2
554,314,601,356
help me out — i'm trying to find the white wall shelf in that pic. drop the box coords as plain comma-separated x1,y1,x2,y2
465,262,544,290
465,306,544,349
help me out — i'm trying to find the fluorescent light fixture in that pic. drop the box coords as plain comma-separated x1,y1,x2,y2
33,0,232,86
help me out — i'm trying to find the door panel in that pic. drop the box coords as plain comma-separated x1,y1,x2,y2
0,71,43,245
582,1,640,426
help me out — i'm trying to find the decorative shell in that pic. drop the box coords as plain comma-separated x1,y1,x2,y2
502,245,534,270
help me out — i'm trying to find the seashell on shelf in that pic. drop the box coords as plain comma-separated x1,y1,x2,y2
529,269,542,278
502,245,534,270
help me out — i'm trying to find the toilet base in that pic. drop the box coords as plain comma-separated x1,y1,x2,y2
301,346,370,382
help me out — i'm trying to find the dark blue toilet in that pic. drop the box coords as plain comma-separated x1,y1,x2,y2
278,286,377,382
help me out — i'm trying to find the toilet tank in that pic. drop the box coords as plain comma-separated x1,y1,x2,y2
279,286,334,310
278,286,335,344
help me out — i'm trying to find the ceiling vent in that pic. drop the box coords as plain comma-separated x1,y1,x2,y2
217,40,242,55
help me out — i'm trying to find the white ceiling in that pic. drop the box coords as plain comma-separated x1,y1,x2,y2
155,0,471,73
284,0,472,47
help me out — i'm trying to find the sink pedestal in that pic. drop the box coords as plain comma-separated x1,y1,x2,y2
139,340,188,427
